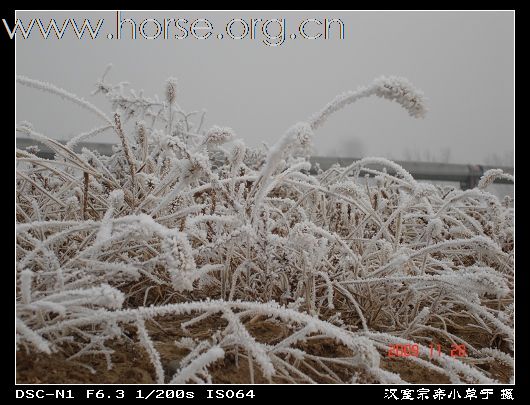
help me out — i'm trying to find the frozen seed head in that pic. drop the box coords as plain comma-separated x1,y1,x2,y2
457,267,510,298
280,121,314,156
427,217,444,239
108,189,124,207
289,222,319,248
136,121,146,142
373,76,428,118
293,122,314,155
203,125,236,145
229,140,246,167
308,76,427,131
18,121,34,132
183,153,210,181
478,169,514,190
165,77,178,105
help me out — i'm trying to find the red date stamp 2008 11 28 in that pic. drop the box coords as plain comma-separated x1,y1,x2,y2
387,343,467,358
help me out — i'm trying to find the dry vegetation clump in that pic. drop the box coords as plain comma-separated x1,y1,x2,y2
16,68,514,384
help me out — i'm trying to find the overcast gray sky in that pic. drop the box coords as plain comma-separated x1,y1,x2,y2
15,10,514,165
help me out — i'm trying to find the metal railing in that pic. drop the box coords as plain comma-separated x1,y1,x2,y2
309,157,513,190
16,138,514,190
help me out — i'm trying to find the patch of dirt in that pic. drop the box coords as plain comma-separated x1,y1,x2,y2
16,315,513,384
16,339,155,384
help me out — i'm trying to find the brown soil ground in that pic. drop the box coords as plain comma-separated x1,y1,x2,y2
16,316,513,384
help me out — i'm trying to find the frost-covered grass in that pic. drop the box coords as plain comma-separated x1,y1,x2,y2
16,68,514,384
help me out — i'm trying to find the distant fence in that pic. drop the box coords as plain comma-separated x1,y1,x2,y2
309,157,513,190
17,138,514,190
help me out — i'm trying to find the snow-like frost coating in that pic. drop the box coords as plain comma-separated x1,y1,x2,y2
15,69,513,384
